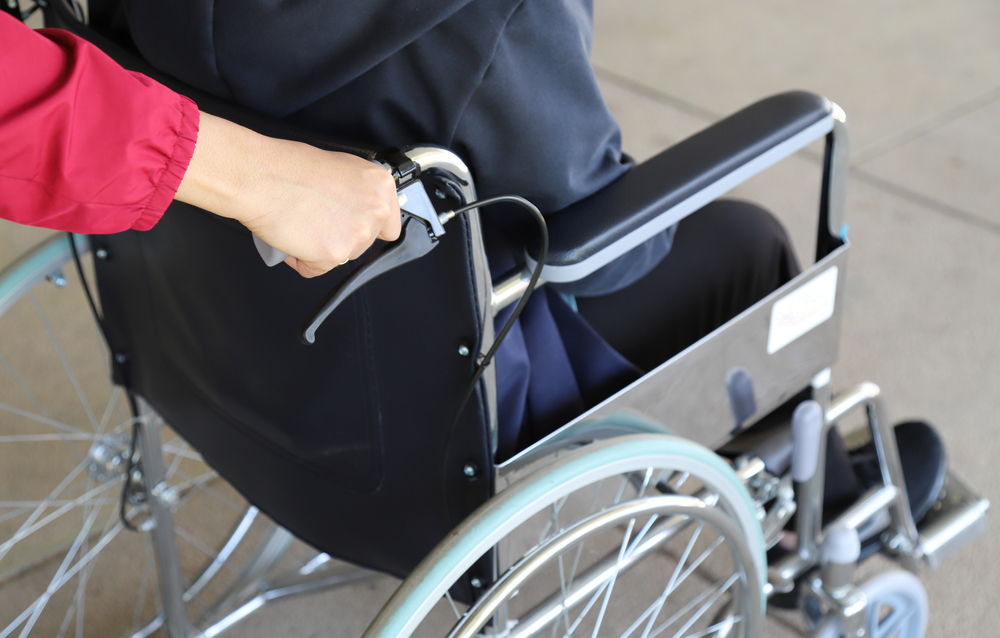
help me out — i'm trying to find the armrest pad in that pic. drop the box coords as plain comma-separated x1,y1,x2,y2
531,91,834,282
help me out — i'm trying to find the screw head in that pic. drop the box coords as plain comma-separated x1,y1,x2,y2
95,248,109,259
457,344,471,357
463,463,477,478
114,353,128,364
469,577,482,589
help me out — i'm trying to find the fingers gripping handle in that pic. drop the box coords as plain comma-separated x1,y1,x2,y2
298,214,438,344
250,188,414,268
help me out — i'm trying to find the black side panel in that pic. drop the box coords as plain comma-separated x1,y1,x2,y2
93,204,492,578
534,91,832,267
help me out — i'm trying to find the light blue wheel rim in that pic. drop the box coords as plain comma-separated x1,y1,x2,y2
366,433,766,638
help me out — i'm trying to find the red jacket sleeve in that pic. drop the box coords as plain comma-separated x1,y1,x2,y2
0,12,199,234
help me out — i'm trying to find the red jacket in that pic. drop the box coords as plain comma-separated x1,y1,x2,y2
0,12,198,234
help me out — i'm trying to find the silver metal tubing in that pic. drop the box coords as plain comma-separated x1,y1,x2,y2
452,495,759,638
403,145,500,449
825,104,850,244
793,433,830,565
137,416,192,638
830,485,899,532
209,526,296,619
827,383,920,566
184,507,260,602
491,266,541,315
506,512,697,638
194,568,381,638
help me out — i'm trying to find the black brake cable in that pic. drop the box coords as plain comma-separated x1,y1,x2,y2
440,195,548,503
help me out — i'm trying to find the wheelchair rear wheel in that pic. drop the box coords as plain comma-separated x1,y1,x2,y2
0,234,285,638
366,434,766,638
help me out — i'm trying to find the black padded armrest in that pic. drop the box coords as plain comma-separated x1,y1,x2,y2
531,91,835,282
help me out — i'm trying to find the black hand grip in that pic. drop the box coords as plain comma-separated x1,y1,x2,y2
299,213,438,344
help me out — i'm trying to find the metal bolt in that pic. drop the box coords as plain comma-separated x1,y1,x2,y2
457,344,471,357
778,484,795,502
47,269,68,287
115,353,128,364
469,577,482,589
151,482,180,509
463,463,477,478
95,248,109,260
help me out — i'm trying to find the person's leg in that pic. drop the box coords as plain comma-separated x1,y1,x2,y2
576,199,801,371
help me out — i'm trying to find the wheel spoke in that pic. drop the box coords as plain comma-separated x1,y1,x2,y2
445,591,463,621
637,468,654,498
664,573,739,638
160,445,204,462
590,517,637,638
0,474,121,565
633,523,703,638
174,525,229,568
0,400,89,436
0,352,50,417
15,493,103,638
0,456,90,565
0,434,101,443
537,495,569,545
169,468,239,513
28,292,99,432
678,616,742,638
95,386,122,436
643,573,739,638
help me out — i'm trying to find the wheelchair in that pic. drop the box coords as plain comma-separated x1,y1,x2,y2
0,2,990,637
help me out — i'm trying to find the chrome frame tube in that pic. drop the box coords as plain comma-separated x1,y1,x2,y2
491,266,538,315
194,568,381,638
829,383,918,553
825,104,850,246
403,146,499,449
137,415,192,638
795,372,835,566
830,485,898,532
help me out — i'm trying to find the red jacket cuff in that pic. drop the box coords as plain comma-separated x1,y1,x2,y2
133,94,200,231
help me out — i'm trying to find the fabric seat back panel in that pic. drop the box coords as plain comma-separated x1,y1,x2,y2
92,201,492,577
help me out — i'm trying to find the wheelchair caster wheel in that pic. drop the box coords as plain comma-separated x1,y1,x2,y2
811,570,928,638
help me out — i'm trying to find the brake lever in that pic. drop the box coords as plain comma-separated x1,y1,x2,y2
298,211,438,344
292,178,448,344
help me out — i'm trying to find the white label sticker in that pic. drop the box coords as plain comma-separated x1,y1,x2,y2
767,266,838,354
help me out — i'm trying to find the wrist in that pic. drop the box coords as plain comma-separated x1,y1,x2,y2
174,112,268,222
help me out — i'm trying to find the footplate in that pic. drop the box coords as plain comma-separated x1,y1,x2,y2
917,470,989,569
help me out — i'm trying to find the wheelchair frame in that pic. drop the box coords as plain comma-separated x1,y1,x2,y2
0,1,990,635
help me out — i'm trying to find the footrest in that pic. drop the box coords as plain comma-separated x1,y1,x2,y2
852,420,949,523
917,470,989,569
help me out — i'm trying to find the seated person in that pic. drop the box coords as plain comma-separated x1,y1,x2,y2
110,0,801,453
